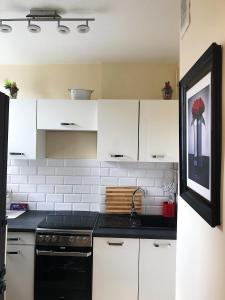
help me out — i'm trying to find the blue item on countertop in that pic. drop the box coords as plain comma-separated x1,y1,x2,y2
10,203,28,211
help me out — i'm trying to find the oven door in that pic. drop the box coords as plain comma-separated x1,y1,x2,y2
35,247,92,300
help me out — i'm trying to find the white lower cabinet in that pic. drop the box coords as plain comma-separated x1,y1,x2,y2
92,237,139,300
93,237,176,300
6,233,35,300
139,239,176,300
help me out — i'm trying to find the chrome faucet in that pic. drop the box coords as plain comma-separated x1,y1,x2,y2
130,187,145,218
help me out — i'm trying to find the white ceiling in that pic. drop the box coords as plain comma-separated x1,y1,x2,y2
0,0,179,64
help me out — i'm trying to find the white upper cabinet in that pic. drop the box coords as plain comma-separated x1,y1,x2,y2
37,100,97,131
139,239,176,300
139,100,179,162
97,100,139,161
8,100,45,160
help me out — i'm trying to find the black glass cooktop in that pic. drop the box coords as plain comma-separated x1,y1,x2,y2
37,211,98,230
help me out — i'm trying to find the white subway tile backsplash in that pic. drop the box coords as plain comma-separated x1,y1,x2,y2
27,202,37,210
7,166,20,175
46,176,64,185
64,194,81,203
74,168,91,176
29,176,45,184
101,177,118,186
11,193,28,202
90,185,100,194
29,159,46,167
37,202,54,210
91,168,100,176
100,168,109,176
146,170,164,178
55,167,73,176
64,176,82,185
11,175,28,184
90,203,100,212
55,203,72,211
110,168,128,177
28,193,45,202
72,203,90,211
7,184,19,193
38,167,55,176
100,161,118,168
19,184,36,193
11,159,29,167
20,167,37,175
82,194,99,203
55,185,73,194
64,159,100,167
37,185,55,193
47,159,64,167
73,185,90,194
119,178,137,186
82,177,100,185
137,178,155,187
46,194,63,203
128,169,146,177
155,162,174,170
7,159,177,214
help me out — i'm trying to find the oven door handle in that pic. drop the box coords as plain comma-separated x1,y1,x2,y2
36,250,92,257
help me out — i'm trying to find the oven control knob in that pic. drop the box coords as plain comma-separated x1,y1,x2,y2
51,235,58,243
45,235,51,242
69,236,75,243
38,235,44,242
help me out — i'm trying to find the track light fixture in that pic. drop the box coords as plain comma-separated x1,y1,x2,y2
57,21,70,34
77,21,90,33
0,9,95,34
27,20,41,33
0,21,12,33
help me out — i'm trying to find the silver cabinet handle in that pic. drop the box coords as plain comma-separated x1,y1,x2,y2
9,152,25,156
107,241,124,246
7,237,20,241
110,154,124,158
7,251,20,255
60,122,77,126
154,243,171,248
36,250,92,257
152,155,165,159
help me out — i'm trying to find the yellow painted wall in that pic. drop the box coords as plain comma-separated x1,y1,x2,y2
176,1,225,300
0,62,178,158
0,63,178,99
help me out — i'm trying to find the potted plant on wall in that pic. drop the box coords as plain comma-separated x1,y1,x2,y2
4,79,19,99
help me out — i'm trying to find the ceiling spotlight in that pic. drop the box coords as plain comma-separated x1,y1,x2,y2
57,21,70,34
77,22,90,33
0,22,12,33
28,21,41,33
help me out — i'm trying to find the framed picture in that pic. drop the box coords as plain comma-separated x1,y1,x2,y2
180,0,190,37
179,43,222,227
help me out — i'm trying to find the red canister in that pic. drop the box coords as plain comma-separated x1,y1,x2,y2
162,201,176,218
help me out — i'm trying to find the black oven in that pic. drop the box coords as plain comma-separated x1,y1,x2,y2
34,229,93,300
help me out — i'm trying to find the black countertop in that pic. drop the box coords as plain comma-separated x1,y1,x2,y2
7,210,50,232
7,211,177,240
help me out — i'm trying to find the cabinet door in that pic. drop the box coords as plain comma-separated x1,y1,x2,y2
139,100,179,162
37,100,97,131
8,100,40,160
139,239,176,300
97,100,139,161
6,244,34,300
92,237,139,300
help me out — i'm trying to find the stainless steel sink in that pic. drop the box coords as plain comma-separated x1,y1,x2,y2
98,214,176,230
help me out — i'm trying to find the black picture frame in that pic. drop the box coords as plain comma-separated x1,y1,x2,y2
179,43,222,227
